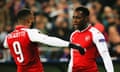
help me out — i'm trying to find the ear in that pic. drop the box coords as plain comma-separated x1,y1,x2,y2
24,19,30,24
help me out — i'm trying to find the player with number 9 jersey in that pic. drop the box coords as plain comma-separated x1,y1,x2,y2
5,26,44,72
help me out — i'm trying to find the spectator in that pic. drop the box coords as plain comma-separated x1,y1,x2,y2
0,0,10,28
25,0,42,14
35,14,48,33
9,0,24,25
48,16,72,41
0,24,9,62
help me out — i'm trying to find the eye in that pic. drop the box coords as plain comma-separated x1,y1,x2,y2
76,16,82,19
73,16,75,18
73,16,82,19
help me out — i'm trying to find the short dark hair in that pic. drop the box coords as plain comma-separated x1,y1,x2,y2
75,7,89,16
17,8,31,21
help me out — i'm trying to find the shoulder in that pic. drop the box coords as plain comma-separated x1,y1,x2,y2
70,30,79,36
21,28,41,33
89,27,101,34
89,27,104,38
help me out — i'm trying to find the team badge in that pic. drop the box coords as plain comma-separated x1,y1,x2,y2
85,35,90,41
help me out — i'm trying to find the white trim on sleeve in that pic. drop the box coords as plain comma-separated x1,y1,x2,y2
89,27,114,72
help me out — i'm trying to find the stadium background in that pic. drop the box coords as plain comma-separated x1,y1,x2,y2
0,0,120,72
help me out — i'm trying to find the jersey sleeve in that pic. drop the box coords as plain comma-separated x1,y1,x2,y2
92,29,114,72
27,29,70,47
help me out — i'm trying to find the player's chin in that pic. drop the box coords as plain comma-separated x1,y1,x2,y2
73,25,79,30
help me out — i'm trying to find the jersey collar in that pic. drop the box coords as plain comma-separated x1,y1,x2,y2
77,24,91,32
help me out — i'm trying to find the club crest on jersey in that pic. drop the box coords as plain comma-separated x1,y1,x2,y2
99,39,105,42
85,35,90,41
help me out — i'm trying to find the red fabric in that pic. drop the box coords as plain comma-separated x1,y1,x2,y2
94,22,104,33
72,65,99,72
94,23,108,42
70,26,99,72
7,25,44,72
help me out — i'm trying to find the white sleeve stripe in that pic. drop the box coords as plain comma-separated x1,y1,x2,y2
89,27,114,72
68,49,73,72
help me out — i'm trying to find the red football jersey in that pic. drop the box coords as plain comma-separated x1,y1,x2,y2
4,25,70,72
68,25,113,72
6,26,43,72
70,26,99,70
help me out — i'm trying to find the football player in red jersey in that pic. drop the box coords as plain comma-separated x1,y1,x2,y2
68,7,114,72
3,9,85,72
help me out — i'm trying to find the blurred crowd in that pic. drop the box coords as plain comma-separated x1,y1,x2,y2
0,0,120,62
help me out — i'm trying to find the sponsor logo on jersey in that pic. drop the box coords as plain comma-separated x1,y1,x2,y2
99,39,105,42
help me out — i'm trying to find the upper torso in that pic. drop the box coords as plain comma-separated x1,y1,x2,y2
70,25,100,68
6,26,41,67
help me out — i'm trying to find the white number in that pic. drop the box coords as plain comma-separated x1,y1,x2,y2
13,41,24,63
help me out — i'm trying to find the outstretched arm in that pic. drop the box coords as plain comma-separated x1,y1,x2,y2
27,29,70,47
27,29,85,55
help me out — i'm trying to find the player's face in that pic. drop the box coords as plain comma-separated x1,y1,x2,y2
72,11,87,30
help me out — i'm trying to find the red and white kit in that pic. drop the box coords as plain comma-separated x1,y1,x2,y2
4,25,70,72
68,25,113,72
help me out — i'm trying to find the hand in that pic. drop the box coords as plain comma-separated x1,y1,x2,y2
69,43,85,55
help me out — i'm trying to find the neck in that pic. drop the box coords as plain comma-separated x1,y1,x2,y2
17,22,29,28
79,23,89,31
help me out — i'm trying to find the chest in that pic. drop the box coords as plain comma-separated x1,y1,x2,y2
71,31,93,48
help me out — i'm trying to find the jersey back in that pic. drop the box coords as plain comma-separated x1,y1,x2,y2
6,28,40,66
